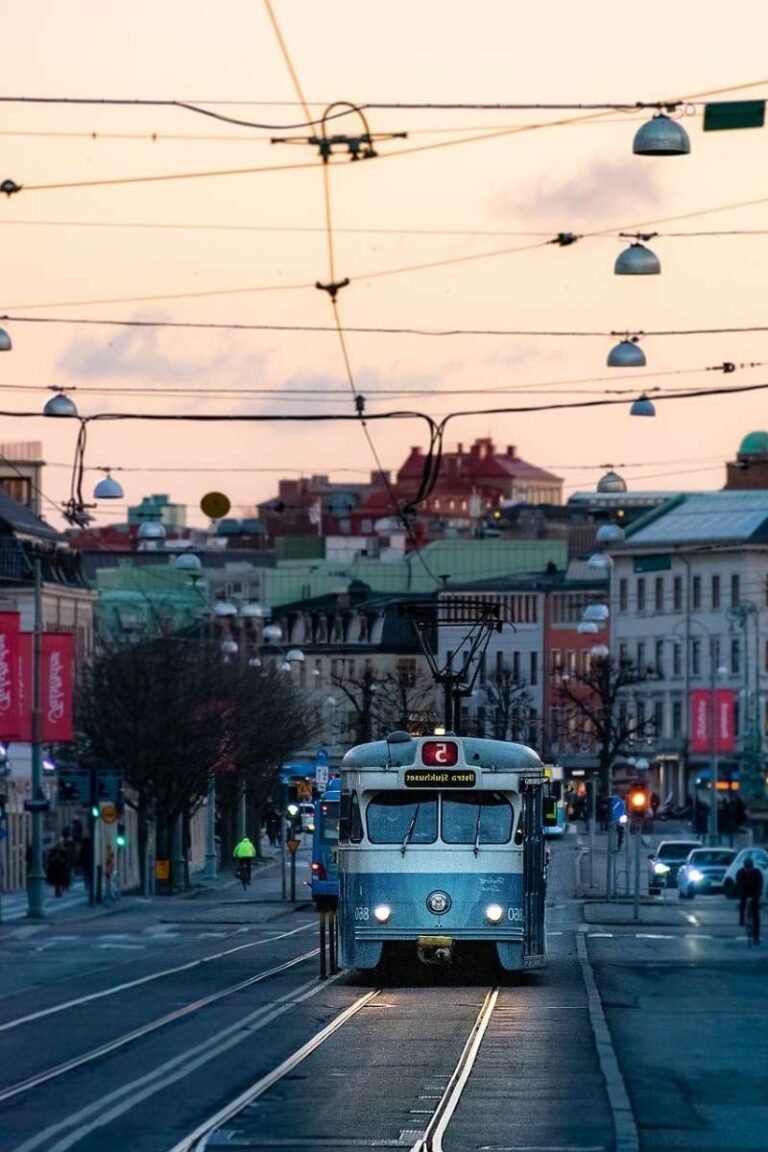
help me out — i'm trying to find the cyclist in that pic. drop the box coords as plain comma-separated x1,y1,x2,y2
232,835,257,886
736,857,763,944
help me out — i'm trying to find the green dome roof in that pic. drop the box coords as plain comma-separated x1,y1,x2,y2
738,431,768,456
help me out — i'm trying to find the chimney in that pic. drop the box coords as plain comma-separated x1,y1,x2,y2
506,445,516,458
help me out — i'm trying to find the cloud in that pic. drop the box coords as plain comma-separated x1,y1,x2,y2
489,158,661,225
57,317,241,383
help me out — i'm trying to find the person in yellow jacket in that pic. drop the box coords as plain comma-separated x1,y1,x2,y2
232,836,257,885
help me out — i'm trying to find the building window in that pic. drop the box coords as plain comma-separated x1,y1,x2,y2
731,638,740,676
655,577,664,612
619,642,628,665
731,573,740,608
619,579,628,612
673,643,681,677
654,700,664,737
692,639,701,676
692,575,701,610
655,639,665,676
672,700,682,737
711,574,720,610
637,577,646,612
550,648,561,676
637,641,645,672
566,649,576,676
673,576,683,611
530,650,538,686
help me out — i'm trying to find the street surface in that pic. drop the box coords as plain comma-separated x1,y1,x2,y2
0,827,765,1151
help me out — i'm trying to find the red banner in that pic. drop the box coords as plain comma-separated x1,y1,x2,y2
689,688,735,754
0,612,21,738
42,633,74,742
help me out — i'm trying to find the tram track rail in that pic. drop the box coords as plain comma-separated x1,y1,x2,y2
0,948,318,1105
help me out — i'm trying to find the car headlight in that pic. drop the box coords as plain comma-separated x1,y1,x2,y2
654,862,670,874
485,903,504,924
373,904,391,924
688,869,703,883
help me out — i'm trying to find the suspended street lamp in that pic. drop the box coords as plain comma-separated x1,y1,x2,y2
93,469,123,499
614,241,661,276
43,391,78,417
596,524,625,545
630,393,656,417
633,111,691,156
583,603,610,623
607,336,646,367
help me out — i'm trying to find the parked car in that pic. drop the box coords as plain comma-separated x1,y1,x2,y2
647,839,703,894
676,847,737,899
722,847,768,899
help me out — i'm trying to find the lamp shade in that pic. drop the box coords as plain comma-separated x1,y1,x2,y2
213,600,237,617
596,523,625,544
174,552,202,570
607,339,646,368
93,472,124,500
263,624,282,642
630,393,656,417
43,393,78,417
220,638,238,655
633,112,691,156
587,552,613,570
137,520,166,540
583,603,609,623
0,327,11,352
614,242,661,275
285,648,305,663
577,620,599,634
590,643,610,659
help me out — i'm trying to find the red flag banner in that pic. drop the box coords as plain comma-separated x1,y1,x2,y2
714,688,735,754
689,688,735,754
0,612,21,739
42,633,74,742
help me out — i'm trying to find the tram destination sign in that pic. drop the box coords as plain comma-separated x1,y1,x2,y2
404,769,477,788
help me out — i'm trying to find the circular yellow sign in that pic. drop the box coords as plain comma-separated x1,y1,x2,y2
200,491,231,520
100,802,118,824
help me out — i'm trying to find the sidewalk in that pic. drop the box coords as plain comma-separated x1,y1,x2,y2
0,847,306,927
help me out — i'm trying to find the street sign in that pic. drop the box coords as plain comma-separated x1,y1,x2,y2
315,747,329,765
315,764,329,788
610,796,626,823
100,802,118,824
24,798,50,813
286,838,301,854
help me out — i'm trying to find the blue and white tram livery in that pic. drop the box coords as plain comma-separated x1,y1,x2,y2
337,731,549,973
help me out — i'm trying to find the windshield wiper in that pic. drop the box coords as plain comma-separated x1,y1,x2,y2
473,804,483,857
401,804,421,856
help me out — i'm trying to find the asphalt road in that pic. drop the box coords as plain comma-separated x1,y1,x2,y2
0,833,765,1151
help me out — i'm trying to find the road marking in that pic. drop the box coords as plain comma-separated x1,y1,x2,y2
636,934,674,940
0,921,314,1033
586,932,613,938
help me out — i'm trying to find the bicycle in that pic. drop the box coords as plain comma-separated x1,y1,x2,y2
235,860,252,890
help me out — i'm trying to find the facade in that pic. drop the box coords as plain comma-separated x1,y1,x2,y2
606,489,768,829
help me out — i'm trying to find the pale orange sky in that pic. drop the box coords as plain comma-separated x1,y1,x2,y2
2,2,768,529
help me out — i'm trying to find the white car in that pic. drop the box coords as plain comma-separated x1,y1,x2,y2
722,847,768,899
676,847,737,899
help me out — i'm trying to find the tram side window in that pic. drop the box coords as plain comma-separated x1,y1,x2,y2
319,802,339,843
442,791,513,844
366,791,437,844
350,792,364,843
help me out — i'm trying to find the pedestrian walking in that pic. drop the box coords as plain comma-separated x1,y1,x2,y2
264,804,280,847
45,838,73,898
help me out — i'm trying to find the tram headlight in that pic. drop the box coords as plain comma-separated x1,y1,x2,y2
373,904,392,924
485,903,504,924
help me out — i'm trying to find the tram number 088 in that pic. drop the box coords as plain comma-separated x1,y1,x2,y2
507,906,523,922
354,906,370,921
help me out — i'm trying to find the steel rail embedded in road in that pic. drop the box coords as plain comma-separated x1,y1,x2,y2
409,986,499,1152
0,949,317,1104
168,988,381,1152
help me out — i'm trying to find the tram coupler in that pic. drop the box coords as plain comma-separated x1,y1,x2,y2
416,935,453,966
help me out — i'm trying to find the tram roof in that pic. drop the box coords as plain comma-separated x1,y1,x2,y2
341,735,543,772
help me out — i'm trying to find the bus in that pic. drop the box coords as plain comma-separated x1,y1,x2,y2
310,776,340,909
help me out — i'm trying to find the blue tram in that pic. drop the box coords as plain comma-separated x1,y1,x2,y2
310,776,340,909
337,732,549,972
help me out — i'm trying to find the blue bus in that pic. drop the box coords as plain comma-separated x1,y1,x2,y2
310,776,340,909
337,732,549,973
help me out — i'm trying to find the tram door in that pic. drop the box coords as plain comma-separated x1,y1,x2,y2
521,779,546,963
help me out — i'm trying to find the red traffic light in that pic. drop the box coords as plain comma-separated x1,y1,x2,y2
628,785,648,812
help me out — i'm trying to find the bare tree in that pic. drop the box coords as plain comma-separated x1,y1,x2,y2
551,655,655,797
330,660,437,745
477,666,532,742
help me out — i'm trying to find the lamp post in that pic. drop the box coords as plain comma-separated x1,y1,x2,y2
729,601,762,804
26,555,45,919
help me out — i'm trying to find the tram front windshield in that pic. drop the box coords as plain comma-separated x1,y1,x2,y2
442,791,513,844
365,790,513,845
367,792,437,844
